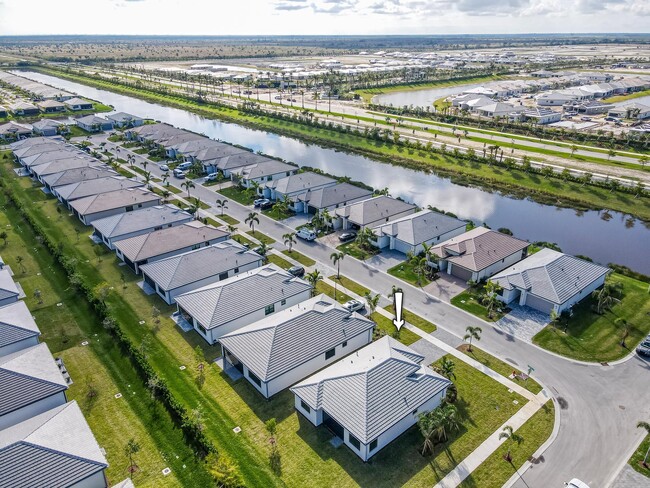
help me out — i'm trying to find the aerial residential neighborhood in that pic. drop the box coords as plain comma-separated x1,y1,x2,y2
0,4,649,488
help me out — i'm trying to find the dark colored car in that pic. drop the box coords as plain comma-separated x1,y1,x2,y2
339,231,357,242
288,265,305,277
259,200,274,210
637,339,650,358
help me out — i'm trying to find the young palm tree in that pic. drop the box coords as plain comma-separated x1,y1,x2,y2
637,421,650,467
615,318,631,347
433,404,461,443
592,281,623,314
188,198,201,220
256,242,269,263
143,171,152,190
215,198,228,216
417,413,437,456
181,180,195,199
499,425,523,463
463,326,482,352
245,212,259,234
282,232,296,253
364,292,380,314
273,196,290,216
480,280,503,319
330,251,344,279
161,171,170,187
306,270,322,296
434,357,456,381
227,224,237,235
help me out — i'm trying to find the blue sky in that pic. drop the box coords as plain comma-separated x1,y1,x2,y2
0,0,648,35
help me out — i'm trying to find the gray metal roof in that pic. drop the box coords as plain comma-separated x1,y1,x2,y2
266,172,337,194
430,227,530,272
213,151,269,170
115,221,229,263
375,209,466,246
31,119,63,131
175,264,311,331
0,401,108,488
13,141,65,159
22,148,88,168
335,196,417,225
231,159,296,180
291,336,450,443
76,115,110,126
140,240,260,290
9,137,64,151
105,112,142,123
30,157,101,178
69,188,160,217
0,301,40,348
55,176,143,202
0,269,19,302
91,204,191,239
64,97,92,106
0,343,68,416
41,166,117,189
219,294,375,382
491,248,610,305
296,183,372,209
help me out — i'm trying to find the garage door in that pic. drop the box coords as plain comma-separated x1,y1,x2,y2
451,265,473,281
524,294,555,314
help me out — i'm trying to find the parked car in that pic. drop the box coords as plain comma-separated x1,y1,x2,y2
343,299,365,313
205,173,219,181
288,265,305,277
636,338,650,358
173,168,186,179
338,231,357,243
296,228,317,241
580,117,592,121
274,96,282,100
159,164,169,171
254,198,271,207
604,116,620,122
565,479,590,488
259,200,273,210
177,161,193,171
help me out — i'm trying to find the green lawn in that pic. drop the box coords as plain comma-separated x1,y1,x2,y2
533,274,650,362
232,233,255,247
451,285,506,323
603,89,650,103
384,304,437,334
262,206,295,221
282,249,316,267
329,275,370,297
456,346,542,394
387,260,433,287
459,400,555,488
371,312,420,346
314,280,352,303
217,213,239,225
629,434,650,478
267,253,293,270
217,185,255,205
337,241,380,261
246,230,276,245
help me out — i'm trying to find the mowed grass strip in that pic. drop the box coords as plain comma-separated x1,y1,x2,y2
329,274,370,297
282,249,316,267
384,304,437,334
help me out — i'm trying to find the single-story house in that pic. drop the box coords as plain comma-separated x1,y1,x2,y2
31,119,64,137
491,248,610,314
36,99,66,113
12,140,67,165
0,343,68,430
175,264,312,345
69,188,161,225
64,97,94,111
140,240,262,305
291,336,451,461
0,301,41,357
521,108,562,125
162,134,217,159
230,159,298,188
334,196,417,230
31,156,102,183
54,176,144,205
429,227,530,282
0,401,109,488
608,102,650,120
105,112,144,128
294,183,373,215
568,100,614,115
0,121,32,141
212,151,271,177
536,92,577,106
372,209,467,255
41,166,117,191
262,172,338,202
21,147,88,170
220,294,375,398
115,221,229,274
75,115,114,133
10,101,39,116
90,204,193,249
0,269,20,308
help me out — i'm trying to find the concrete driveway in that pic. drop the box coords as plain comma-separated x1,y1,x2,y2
494,304,550,343
423,274,468,303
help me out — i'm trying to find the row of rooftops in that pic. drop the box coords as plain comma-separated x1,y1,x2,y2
0,70,75,100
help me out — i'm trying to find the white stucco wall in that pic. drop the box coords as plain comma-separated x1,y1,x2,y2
80,199,161,224
0,391,67,430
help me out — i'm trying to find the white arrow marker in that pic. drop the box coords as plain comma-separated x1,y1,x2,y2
393,290,405,331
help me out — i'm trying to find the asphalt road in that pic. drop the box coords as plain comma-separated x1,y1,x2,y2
93,135,650,488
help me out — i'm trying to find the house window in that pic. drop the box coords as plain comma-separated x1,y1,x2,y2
154,226,162,231
286,171,290,176
325,348,336,360
234,267,239,274
300,400,311,413
369,439,378,452
281,299,286,306
138,204,143,208
265,304,275,315
342,341,348,348
196,323,207,335
248,370,262,387
125,205,133,212
348,434,361,450
219,272,229,280
412,408,418,415
266,176,272,181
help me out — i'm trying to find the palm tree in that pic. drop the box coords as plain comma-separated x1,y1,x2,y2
306,270,322,296
15,255,25,274
330,251,344,279
255,242,269,263
409,253,430,287
480,280,503,319
227,224,237,235
418,413,437,456
463,326,482,352
592,280,623,314
143,170,152,190
434,357,456,380
215,198,228,216
245,212,259,234
181,180,195,198
499,425,523,463
273,196,290,216
615,318,631,347
355,227,375,252
433,404,461,443
282,232,296,253
188,198,201,220
161,171,170,187
637,421,650,468
364,292,380,314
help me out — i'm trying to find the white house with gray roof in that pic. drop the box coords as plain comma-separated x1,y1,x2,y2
31,119,64,136
0,343,68,430
140,240,262,305
0,301,41,357
91,204,193,249
372,209,467,255
64,97,94,110
491,248,610,314
262,172,338,202
115,221,229,274
54,176,144,205
105,112,144,128
175,264,312,345
291,336,450,461
294,182,373,215
0,401,108,488
70,188,161,225
42,166,117,191
219,294,375,398
429,227,529,282
334,196,417,230
231,159,298,188
75,115,113,133
0,268,21,308
31,156,102,183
